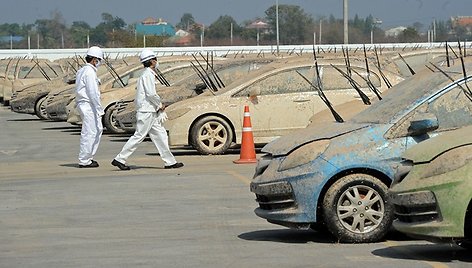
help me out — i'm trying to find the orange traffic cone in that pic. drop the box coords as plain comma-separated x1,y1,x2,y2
234,105,257,164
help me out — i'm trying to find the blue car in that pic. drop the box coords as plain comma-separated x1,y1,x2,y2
250,63,472,243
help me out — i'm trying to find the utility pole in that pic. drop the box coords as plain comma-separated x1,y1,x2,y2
343,0,348,44
230,23,233,46
319,19,322,44
276,0,280,55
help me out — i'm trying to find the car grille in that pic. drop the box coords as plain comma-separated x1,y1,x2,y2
393,191,439,223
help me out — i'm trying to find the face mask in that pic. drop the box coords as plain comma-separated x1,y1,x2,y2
95,60,102,68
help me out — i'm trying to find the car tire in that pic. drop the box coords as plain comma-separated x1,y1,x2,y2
190,116,233,155
322,173,394,243
35,95,48,120
103,105,125,134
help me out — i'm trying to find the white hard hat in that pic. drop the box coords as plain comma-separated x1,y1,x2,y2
86,46,104,60
140,49,157,63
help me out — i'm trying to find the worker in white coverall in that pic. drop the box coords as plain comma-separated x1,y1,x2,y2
75,46,104,168
111,50,183,171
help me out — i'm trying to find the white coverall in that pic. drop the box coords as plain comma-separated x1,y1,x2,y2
114,67,177,166
75,63,104,166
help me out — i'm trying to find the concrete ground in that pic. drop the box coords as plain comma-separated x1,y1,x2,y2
0,106,471,268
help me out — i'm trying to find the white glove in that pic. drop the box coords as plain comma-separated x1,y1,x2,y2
157,111,168,124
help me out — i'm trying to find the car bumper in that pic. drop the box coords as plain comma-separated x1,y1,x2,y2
45,98,70,121
10,95,37,114
391,178,468,239
250,155,334,228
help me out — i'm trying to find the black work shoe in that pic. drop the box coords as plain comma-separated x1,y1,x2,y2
111,159,130,170
79,160,99,168
165,162,184,169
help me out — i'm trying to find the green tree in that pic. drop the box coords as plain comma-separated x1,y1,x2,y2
34,10,67,49
399,27,421,42
70,21,91,48
265,4,315,44
90,12,127,47
206,15,241,40
176,13,196,31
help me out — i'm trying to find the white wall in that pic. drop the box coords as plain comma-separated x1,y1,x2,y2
0,43,468,60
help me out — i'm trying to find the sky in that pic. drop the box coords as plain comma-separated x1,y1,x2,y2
0,0,470,30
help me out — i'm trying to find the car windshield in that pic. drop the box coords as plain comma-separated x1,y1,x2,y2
351,69,451,124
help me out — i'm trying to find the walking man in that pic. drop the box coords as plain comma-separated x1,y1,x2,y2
111,49,183,171
76,46,104,168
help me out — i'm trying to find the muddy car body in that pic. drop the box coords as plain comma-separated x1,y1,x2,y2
163,57,403,155
10,78,72,119
249,64,472,243
390,125,472,248
1,59,64,106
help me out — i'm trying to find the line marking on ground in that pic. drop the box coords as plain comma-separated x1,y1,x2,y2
226,170,251,185
383,240,450,268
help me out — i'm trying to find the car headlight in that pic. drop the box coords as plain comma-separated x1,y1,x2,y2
421,145,472,179
278,139,330,172
167,107,191,120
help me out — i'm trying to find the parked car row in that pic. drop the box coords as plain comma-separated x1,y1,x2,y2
3,48,468,248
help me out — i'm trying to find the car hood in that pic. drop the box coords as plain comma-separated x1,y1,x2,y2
262,122,371,156
403,125,472,163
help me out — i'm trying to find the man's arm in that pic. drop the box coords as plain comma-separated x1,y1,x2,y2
85,70,104,116
143,72,162,110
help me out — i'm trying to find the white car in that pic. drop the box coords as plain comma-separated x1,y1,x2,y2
164,58,403,154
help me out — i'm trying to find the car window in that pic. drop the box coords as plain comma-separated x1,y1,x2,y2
233,66,316,97
352,71,450,124
112,69,145,88
322,66,381,90
386,82,472,138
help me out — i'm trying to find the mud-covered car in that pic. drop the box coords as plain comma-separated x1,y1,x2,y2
390,125,472,248
249,63,472,243
1,59,64,106
163,57,403,155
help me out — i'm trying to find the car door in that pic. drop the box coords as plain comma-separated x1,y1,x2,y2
231,66,319,141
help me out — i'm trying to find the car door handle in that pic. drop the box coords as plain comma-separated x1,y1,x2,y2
229,104,238,107
293,99,310,103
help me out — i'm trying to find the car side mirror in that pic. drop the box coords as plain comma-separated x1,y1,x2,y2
407,113,439,136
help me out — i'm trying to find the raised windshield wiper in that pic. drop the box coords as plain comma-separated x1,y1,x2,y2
398,53,416,75
104,58,126,88
374,46,393,88
331,63,371,105
296,70,344,123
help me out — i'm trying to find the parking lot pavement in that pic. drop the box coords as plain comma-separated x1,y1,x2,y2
0,106,471,268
